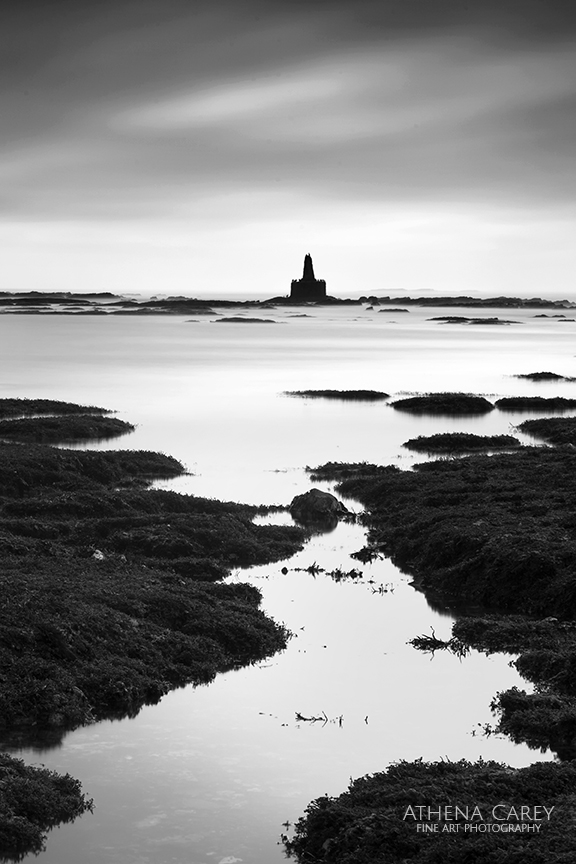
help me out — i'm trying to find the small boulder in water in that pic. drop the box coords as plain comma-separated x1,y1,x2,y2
289,488,349,525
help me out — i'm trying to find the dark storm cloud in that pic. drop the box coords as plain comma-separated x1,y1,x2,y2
1,0,576,221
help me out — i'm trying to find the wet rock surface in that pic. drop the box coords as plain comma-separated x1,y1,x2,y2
289,488,349,526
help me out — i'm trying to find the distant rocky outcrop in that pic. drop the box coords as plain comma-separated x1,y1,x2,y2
514,371,575,381
428,316,520,325
359,295,574,309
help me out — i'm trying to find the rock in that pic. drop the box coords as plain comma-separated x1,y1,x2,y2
289,488,349,525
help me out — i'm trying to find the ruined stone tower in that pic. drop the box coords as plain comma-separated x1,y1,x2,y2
290,254,326,301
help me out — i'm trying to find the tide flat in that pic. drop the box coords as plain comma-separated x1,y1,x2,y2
1,304,573,863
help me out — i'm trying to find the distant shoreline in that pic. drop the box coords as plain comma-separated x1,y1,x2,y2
0,291,573,315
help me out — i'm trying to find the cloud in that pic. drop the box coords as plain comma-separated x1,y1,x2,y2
119,38,576,140
117,66,344,130
1,0,576,293
3,11,576,222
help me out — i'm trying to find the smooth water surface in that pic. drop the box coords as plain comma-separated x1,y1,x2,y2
1,304,574,863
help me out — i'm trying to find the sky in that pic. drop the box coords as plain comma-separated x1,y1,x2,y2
2,0,576,298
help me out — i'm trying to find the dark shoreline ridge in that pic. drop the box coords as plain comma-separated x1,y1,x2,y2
358,295,574,308
285,444,576,860
286,390,389,401
0,292,574,314
0,400,306,857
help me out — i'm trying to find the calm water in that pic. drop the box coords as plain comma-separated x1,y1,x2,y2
1,304,574,864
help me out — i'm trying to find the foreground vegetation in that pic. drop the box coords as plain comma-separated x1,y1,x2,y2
0,442,304,730
310,447,576,617
284,759,576,863
0,755,93,860
286,440,576,860
0,400,306,857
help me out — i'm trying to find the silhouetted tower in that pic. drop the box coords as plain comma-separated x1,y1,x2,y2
290,253,326,301
302,253,315,280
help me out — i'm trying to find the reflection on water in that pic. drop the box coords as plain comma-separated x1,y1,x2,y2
0,728,68,754
0,305,570,862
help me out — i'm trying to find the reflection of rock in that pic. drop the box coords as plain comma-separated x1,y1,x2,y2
289,488,349,527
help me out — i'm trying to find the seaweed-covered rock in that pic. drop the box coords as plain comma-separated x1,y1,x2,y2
403,433,520,453
0,408,306,734
0,398,110,419
0,753,93,859
309,448,576,617
519,417,576,445
0,415,134,443
496,397,576,412
285,759,576,863
391,393,494,415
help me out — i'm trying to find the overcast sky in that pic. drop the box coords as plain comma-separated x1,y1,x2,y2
2,0,576,297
